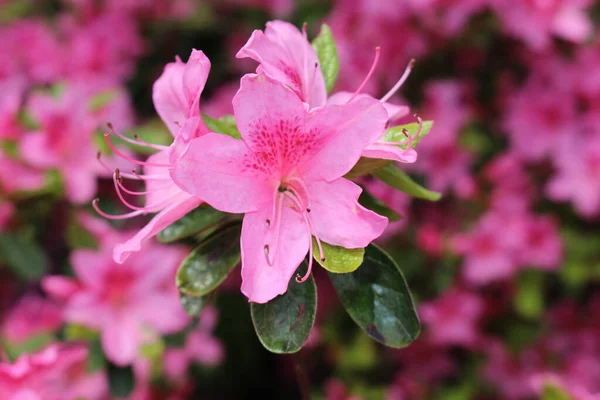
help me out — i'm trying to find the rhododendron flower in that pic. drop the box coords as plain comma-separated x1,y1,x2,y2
1,295,62,345
173,73,388,303
43,217,189,366
94,50,211,263
0,150,45,195
0,344,107,400
237,20,327,109
0,77,25,140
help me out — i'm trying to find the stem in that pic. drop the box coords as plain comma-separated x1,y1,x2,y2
293,354,311,400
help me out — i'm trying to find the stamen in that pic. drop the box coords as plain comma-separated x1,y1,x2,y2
296,232,313,283
348,47,381,103
106,123,167,151
265,191,285,266
92,199,144,220
380,58,415,104
286,177,311,209
96,152,115,174
377,115,423,147
112,172,176,212
104,133,171,168
116,178,171,196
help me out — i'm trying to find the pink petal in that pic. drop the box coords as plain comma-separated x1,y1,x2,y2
42,276,81,301
237,21,326,108
20,132,59,168
552,7,592,43
301,96,388,181
100,316,141,366
152,49,210,137
307,178,388,248
113,195,202,264
71,250,106,287
328,91,410,121
63,165,97,204
240,201,309,303
362,143,418,163
171,133,272,213
131,293,189,334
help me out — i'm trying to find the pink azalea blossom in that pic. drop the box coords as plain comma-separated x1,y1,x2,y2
547,133,600,218
216,0,294,17
419,288,484,348
0,343,107,400
0,150,45,195
172,73,388,303
1,295,62,345
0,77,26,140
237,20,327,109
491,0,593,50
43,217,189,366
94,50,210,263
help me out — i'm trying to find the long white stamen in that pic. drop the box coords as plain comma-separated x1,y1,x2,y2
106,123,167,151
92,199,144,220
265,190,285,266
380,59,415,104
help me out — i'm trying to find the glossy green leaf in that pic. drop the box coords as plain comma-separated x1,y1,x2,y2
179,292,210,317
157,205,232,243
373,164,442,201
381,120,434,149
0,233,49,281
358,189,401,222
250,263,317,353
329,244,420,348
314,239,364,273
312,24,339,93
108,363,135,398
202,113,241,139
176,225,241,296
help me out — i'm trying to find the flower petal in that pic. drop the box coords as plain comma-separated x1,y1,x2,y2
307,178,388,248
171,133,272,213
113,195,202,264
362,143,418,163
240,200,309,304
100,316,140,366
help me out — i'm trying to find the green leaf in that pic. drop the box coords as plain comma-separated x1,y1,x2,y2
514,270,545,320
358,189,401,222
0,233,49,281
108,363,135,398
541,383,572,400
88,90,116,112
329,244,420,348
250,263,317,353
312,24,339,93
345,157,391,179
179,292,210,317
157,205,233,243
202,114,241,139
176,224,241,296
67,215,98,250
314,239,364,273
381,120,434,149
373,164,442,201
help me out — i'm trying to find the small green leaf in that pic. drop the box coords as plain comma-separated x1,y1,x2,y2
329,244,420,348
345,157,391,179
312,24,339,93
514,270,545,320
202,114,241,139
179,292,210,317
541,383,572,400
108,363,135,398
157,205,233,243
314,239,364,273
373,164,442,201
0,233,49,281
67,215,98,250
89,90,116,112
358,189,401,222
381,120,434,149
250,263,317,353
176,224,241,296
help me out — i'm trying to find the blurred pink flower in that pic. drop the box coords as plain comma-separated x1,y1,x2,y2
0,150,45,195
0,343,107,400
0,77,26,140
420,288,484,347
511,214,563,269
43,217,189,366
1,295,62,345
531,374,600,400
491,0,593,50
203,81,238,118
0,202,14,230
172,73,388,303
216,0,294,16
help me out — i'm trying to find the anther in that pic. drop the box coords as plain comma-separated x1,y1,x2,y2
306,207,311,213
265,218,271,228
321,257,326,262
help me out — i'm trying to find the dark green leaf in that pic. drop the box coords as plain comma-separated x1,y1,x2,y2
0,233,49,281
202,114,241,139
373,164,442,201
381,120,434,149
250,264,317,353
179,292,210,317
358,189,402,221
157,205,232,243
108,363,135,398
314,239,364,273
176,224,241,296
312,24,339,93
329,244,420,348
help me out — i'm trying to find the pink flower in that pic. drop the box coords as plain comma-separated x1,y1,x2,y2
237,21,327,109
0,150,45,195
546,133,600,218
419,288,484,348
0,77,26,140
94,50,210,263
512,214,563,270
43,217,189,366
1,295,62,345
216,0,295,17
531,374,600,400
0,343,107,400
172,73,388,303
0,202,13,230
491,0,593,50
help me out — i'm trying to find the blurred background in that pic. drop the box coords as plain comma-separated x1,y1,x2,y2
1,0,600,399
